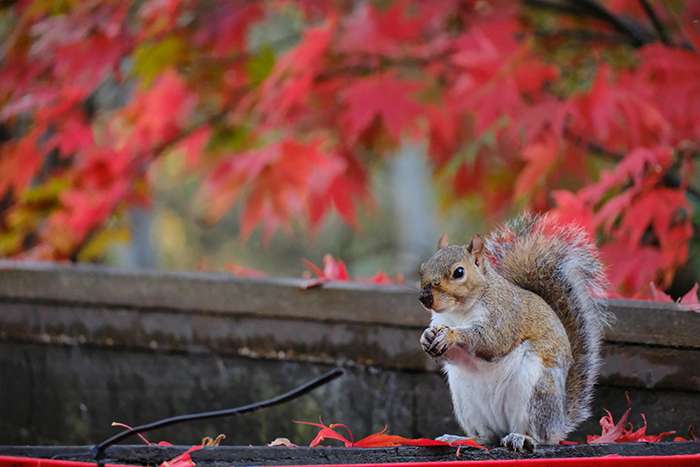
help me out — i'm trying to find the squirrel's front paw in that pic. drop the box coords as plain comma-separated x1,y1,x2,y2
420,325,454,358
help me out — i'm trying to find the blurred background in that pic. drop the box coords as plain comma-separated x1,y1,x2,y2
1,0,699,295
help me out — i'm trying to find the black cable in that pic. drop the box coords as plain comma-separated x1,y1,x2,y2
91,368,344,461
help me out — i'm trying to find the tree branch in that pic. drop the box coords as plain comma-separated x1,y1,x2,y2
563,129,700,202
575,0,652,47
563,128,623,161
638,0,671,45
533,28,633,45
523,0,654,47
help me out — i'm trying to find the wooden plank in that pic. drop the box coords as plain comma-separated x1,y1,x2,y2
0,261,699,348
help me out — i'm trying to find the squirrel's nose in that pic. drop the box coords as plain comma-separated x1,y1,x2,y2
418,287,433,310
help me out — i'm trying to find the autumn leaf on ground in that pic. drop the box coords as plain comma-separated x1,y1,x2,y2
303,254,349,282
587,399,676,444
159,444,202,467
674,426,699,443
295,421,486,450
159,435,224,467
110,421,223,467
224,263,266,278
301,255,402,288
646,282,700,311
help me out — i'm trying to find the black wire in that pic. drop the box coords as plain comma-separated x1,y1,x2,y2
91,368,344,461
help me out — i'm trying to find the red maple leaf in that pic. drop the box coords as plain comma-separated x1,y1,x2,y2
192,3,262,57
176,126,212,169
200,139,344,240
308,150,370,229
636,45,700,144
340,73,423,143
338,0,446,56
295,421,486,450
303,254,350,283
641,282,700,310
259,18,335,126
550,190,595,237
570,65,671,152
159,445,201,467
601,242,665,296
679,284,700,309
514,136,559,199
587,398,676,444
301,254,401,288
47,115,95,156
0,129,43,195
127,70,195,150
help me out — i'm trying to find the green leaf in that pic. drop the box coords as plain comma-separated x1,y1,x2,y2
132,36,185,86
77,225,130,262
246,45,276,86
208,126,251,153
20,177,69,204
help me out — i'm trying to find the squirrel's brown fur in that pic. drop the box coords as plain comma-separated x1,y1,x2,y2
484,213,611,429
418,213,610,450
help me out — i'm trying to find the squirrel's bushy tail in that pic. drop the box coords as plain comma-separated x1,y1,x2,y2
484,213,611,431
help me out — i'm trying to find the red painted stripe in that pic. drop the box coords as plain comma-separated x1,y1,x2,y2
0,456,141,467
2,453,699,467
268,454,700,467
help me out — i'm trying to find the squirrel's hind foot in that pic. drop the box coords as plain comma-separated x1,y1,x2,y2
500,433,536,452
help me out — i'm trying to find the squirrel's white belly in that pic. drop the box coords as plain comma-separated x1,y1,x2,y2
444,341,543,442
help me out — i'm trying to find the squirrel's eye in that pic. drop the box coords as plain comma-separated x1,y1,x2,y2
452,266,465,279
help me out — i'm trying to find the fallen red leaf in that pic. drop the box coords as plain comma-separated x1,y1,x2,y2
302,255,401,287
295,421,486,450
587,400,676,444
224,263,266,278
159,445,202,467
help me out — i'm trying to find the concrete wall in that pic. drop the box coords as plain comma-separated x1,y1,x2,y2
0,261,698,446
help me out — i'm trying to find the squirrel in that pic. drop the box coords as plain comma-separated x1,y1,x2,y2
417,213,610,452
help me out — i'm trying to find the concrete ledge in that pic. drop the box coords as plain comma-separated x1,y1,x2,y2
1,261,698,347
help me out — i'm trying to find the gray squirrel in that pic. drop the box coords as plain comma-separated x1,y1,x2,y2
418,213,610,451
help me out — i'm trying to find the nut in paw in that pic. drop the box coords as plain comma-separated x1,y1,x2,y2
420,325,454,357
501,433,536,452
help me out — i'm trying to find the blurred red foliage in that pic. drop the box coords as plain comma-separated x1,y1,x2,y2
1,1,699,298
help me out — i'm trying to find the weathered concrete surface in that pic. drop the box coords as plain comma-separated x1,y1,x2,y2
1,342,697,446
1,261,699,348
0,262,698,446
2,443,700,466
2,301,698,390
0,342,458,445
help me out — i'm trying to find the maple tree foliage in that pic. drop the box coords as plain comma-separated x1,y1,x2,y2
1,0,699,298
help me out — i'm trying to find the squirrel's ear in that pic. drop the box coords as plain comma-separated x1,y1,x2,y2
437,233,449,250
467,234,484,266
